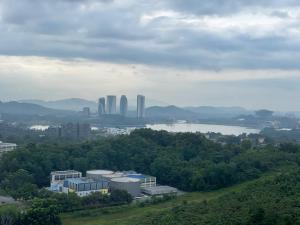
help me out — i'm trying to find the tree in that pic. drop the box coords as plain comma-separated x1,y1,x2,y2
0,169,38,200
110,190,133,204
0,206,18,225
19,198,61,225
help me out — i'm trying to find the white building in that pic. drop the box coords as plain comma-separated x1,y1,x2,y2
106,95,117,115
0,141,17,154
63,177,109,197
142,186,178,196
49,170,82,192
124,172,156,188
137,95,145,119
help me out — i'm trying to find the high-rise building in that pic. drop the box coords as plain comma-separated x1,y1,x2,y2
120,95,128,117
82,107,90,117
59,123,91,140
98,97,106,116
137,95,145,119
106,95,117,114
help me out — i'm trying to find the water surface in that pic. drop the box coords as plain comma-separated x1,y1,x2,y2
146,123,260,136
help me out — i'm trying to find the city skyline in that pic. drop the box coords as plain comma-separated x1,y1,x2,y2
97,95,145,118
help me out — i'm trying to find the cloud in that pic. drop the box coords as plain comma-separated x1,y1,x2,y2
0,0,300,70
0,0,300,110
0,55,299,111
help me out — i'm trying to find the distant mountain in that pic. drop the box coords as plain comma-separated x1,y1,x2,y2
0,101,74,116
146,105,253,120
128,98,168,109
20,98,97,112
21,97,168,112
146,105,199,120
185,106,252,119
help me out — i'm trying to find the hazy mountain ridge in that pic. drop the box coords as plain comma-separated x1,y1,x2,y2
20,98,97,112
14,99,255,119
146,105,200,120
20,98,168,112
185,106,253,119
0,101,75,116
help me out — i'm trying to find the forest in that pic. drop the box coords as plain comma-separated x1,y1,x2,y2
0,129,299,198
0,129,300,224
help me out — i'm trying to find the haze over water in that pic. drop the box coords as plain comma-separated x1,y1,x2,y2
146,123,260,136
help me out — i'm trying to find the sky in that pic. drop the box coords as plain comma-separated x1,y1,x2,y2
0,0,300,111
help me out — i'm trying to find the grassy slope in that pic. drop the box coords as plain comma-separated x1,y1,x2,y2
61,174,270,225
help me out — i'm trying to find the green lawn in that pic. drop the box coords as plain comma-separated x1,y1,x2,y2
61,176,265,225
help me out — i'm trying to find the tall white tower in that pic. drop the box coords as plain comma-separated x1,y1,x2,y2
106,95,117,114
137,95,145,119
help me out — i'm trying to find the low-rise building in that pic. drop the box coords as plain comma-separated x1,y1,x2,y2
0,141,17,155
124,172,156,188
142,186,178,196
50,170,82,192
63,177,109,197
110,177,141,197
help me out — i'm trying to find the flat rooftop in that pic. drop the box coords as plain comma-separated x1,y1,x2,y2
66,177,102,184
143,186,178,192
0,142,17,146
51,170,81,175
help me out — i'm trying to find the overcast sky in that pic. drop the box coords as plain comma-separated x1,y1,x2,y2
0,0,300,110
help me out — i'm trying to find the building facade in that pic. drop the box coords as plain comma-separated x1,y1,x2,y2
63,178,109,197
137,95,146,119
98,97,106,116
82,107,90,117
142,186,178,196
120,95,128,117
0,142,17,155
106,95,117,115
50,170,82,192
56,123,91,140
110,177,141,197
125,173,156,188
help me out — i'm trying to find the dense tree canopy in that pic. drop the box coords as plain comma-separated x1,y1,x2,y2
135,168,300,225
0,129,299,199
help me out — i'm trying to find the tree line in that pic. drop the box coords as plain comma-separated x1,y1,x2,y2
1,129,300,200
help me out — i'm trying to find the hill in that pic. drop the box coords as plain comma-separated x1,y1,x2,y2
19,98,97,112
62,168,300,225
146,105,199,120
0,101,74,116
185,106,252,119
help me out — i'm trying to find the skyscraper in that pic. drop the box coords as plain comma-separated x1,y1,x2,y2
98,97,106,116
106,95,117,114
82,107,90,117
120,95,128,117
137,95,145,119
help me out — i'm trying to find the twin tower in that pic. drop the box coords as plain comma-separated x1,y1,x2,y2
98,95,145,119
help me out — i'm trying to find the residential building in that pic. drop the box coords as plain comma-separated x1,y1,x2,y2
82,107,90,117
120,95,128,117
98,97,106,116
137,95,146,119
77,123,91,139
0,141,17,155
107,95,117,115
57,123,91,140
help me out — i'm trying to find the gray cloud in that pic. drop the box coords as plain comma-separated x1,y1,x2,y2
1,0,300,70
163,0,300,15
